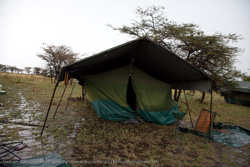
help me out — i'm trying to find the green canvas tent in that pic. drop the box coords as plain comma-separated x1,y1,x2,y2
54,38,212,125
41,37,212,136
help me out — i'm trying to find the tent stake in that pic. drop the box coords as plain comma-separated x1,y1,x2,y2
64,81,76,112
184,90,194,128
53,84,68,119
40,83,58,137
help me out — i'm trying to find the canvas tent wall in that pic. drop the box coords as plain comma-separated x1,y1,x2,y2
82,65,178,124
56,38,212,125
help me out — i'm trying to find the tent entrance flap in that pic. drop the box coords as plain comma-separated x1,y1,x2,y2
126,75,137,111
131,66,177,112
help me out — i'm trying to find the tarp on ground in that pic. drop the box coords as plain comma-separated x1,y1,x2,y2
180,125,250,147
211,125,250,147
10,153,72,167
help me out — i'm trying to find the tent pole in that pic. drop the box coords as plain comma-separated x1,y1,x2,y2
184,90,194,128
40,82,58,137
82,85,85,101
209,84,213,142
64,81,77,112
53,84,68,119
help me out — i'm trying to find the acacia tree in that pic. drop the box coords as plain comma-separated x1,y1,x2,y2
9,66,21,73
0,64,9,72
24,67,32,74
109,6,243,102
33,67,43,75
37,44,79,83
40,68,49,77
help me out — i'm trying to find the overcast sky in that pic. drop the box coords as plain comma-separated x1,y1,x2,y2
0,0,249,75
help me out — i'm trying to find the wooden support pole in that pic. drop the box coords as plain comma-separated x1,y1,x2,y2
82,85,87,101
53,84,68,119
184,90,194,128
209,86,213,142
40,83,58,137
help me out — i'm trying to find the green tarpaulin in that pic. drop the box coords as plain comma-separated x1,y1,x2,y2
211,125,250,147
9,153,71,167
180,125,250,147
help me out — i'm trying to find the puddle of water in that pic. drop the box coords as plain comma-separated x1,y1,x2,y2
72,122,80,138
12,92,41,124
179,120,195,129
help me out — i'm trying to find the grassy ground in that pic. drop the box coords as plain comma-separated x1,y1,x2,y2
0,73,249,167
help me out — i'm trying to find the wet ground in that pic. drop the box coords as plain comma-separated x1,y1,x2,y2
0,91,46,160
0,90,86,163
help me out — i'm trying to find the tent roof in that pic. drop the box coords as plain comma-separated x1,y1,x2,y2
58,37,212,92
219,81,250,94
236,81,250,93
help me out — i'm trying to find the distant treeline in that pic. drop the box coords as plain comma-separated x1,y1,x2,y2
0,64,49,76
